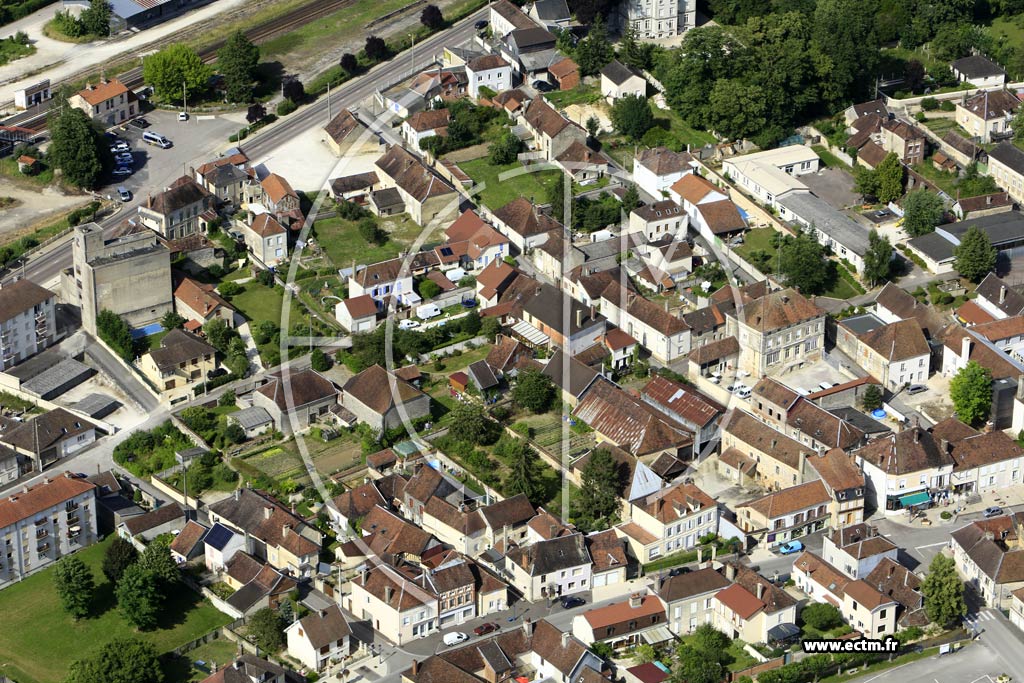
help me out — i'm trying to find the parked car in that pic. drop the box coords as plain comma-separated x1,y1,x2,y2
474,19,488,29
874,209,891,218
560,596,585,609
117,186,131,202
109,141,130,153
460,298,478,308
984,506,1004,518
114,152,133,165
398,319,420,330
178,111,189,121
779,540,804,555
532,80,553,92
473,622,499,636
735,386,752,399
668,566,691,577
128,117,149,129
442,632,469,646
111,166,132,177
907,384,927,395
726,383,741,393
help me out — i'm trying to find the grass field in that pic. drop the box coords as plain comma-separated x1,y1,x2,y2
0,535,230,683
922,117,959,136
313,214,431,268
544,84,602,109
0,35,35,66
459,158,561,211
734,227,781,272
228,281,305,328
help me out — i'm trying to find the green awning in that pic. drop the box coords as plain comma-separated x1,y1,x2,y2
900,491,931,507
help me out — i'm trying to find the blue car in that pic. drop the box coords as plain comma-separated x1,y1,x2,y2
778,540,804,555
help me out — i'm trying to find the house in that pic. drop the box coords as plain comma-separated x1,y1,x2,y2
722,146,821,208
520,97,587,162
598,282,690,364
952,192,1013,220
197,655,297,683
600,60,646,101
932,417,1024,494
554,141,609,183
866,558,928,628
730,288,825,376
505,533,592,600
952,55,1007,88
641,374,724,452
522,282,606,353
835,318,930,391
548,57,580,90
331,172,380,204
253,173,302,227
528,0,571,29
617,482,718,563
70,78,135,125
541,349,601,407
347,564,439,643
203,522,246,572
444,209,510,271
617,0,695,38
0,472,97,588
238,213,288,266
223,558,298,616
844,99,890,126
660,567,731,635
806,448,867,529
711,562,798,644
342,364,431,432
792,551,899,636
957,89,1020,143
207,488,323,576
324,108,379,157
853,423,954,513
572,593,668,648
937,325,1022,429
492,197,563,252
736,480,831,549
879,119,927,165
574,377,694,459
975,272,1024,320
490,0,538,38
669,174,729,225
174,277,235,328
193,154,253,206
0,279,57,371
138,328,217,397
402,109,451,153
634,147,697,199
719,409,814,492
285,605,350,672
627,200,687,242
502,27,559,78
348,254,438,308
950,514,1024,609
170,520,209,564
118,502,185,545
587,528,629,589
228,406,274,439
375,145,459,226
335,294,379,333
985,142,1024,204
0,408,98,472
820,523,898,579
253,369,339,435
138,177,216,240
467,55,513,99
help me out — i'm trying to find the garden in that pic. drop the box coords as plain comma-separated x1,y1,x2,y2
459,157,562,211
113,422,197,478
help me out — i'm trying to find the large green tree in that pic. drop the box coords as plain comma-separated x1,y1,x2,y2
902,189,945,237
802,602,844,630
950,360,993,427
489,129,521,165
812,0,880,106
707,79,767,141
137,536,179,590
80,0,111,36
217,31,260,103
953,225,997,283
503,439,541,502
922,554,967,628
673,644,724,683
116,563,161,631
610,94,655,141
574,448,622,532
142,44,212,101
248,607,286,653
102,535,139,584
779,232,829,295
65,637,164,683
862,229,893,287
48,108,104,189
449,401,499,444
874,152,905,203
575,15,614,76
513,368,555,413
53,556,95,619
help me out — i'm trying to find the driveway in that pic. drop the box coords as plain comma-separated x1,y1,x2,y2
83,334,159,412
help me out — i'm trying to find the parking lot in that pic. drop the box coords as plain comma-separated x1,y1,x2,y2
893,373,955,424
800,167,860,210
769,359,852,396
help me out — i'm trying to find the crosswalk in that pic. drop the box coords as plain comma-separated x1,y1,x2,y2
968,610,997,623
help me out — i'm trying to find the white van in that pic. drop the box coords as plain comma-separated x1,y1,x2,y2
142,131,172,148
442,632,468,646
416,303,441,320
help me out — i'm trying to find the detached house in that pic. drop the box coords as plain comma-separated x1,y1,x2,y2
324,108,379,157
660,567,731,635
285,605,351,672
375,145,459,225
444,209,510,270
835,318,929,391
712,563,798,644
466,54,513,98
634,147,697,199
174,277,235,328
956,89,1020,143
342,364,431,432
239,213,288,266
792,551,899,636
253,369,338,435
138,176,216,240
138,328,217,397
730,288,826,377
600,60,646,101
194,153,253,206
520,97,587,161
70,78,135,125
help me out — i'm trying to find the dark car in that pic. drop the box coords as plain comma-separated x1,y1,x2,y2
128,117,149,130
473,622,499,636
668,566,691,577
208,368,227,379
560,596,585,609
532,80,554,92
474,19,488,29
461,298,478,308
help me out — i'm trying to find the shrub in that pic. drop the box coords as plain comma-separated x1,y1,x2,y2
940,99,955,111
276,99,297,117
920,97,938,111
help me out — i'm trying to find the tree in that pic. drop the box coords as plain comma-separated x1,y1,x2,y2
874,152,905,204
203,318,234,354
691,624,730,659
116,563,161,630
219,389,236,407
922,554,966,628
449,402,498,443
621,184,640,215
96,310,135,362
80,0,110,36
160,311,186,330
357,216,384,244
48,108,104,188
802,602,844,630
418,278,442,299
142,44,212,101
1014,109,1024,142
282,78,305,103
365,36,388,62
249,607,286,653
340,53,359,74
481,316,501,341
461,310,482,336
245,102,267,124
812,0,880,105
610,94,655,141
862,229,893,287
504,439,540,501
65,637,164,683
707,78,767,141
904,59,926,92
902,189,945,237
674,645,724,683
574,448,621,531
54,556,95,619
102,535,138,585
953,225,997,282
420,4,444,29
549,173,567,224
224,422,246,444
575,15,614,76
585,115,600,138
218,30,261,103
513,368,555,413
618,22,652,70
779,232,829,295
853,164,880,200
489,129,521,165
310,348,330,371
862,384,883,411
138,536,179,590
950,360,993,427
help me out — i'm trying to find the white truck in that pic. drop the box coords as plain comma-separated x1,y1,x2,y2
416,303,442,320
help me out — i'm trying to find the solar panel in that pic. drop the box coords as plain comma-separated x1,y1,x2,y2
205,523,234,551
440,247,454,256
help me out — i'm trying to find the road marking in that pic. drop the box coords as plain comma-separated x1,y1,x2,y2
915,542,949,549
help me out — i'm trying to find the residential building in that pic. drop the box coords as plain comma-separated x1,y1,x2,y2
719,409,814,492
600,60,646,101
375,145,459,225
69,78,135,125
492,197,563,252
221,557,298,616
334,294,379,333
347,253,437,308
0,279,57,370
866,558,928,628
617,482,718,563
504,533,592,600
0,408,98,472
193,153,253,206
806,449,867,528
402,109,451,153
466,54,513,98
634,147,697,199
641,374,724,452
443,209,510,271
986,142,1024,204
775,192,870,274
736,480,831,549
199,655,297,683
598,282,690,364
253,369,338,435
587,528,629,589
520,97,587,162
285,605,350,672
554,141,609,183
490,0,538,38
879,119,927,165
521,282,606,354
252,173,302,227
722,146,820,207
169,520,208,563
950,514,1024,609
821,523,898,579
836,317,930,391
324,108,379,157
932,417,1024,494
501,27,558,78
660,567,731,635
174,277,235,329
118,503,185,544
138,177,216,240
528,0,571,29
572,593,668,648
238,213,287,266
204,523,246,572
952,55,1007,88
617,0,696,39
853,423,954,512
342,364,431,432
712,563,798,644
792,551,899,636
138,328,217,397
66,223,172,334
728,288,826,376
975,272,1024,320
0,472,97,588
952,192,1013,220
347,564,439,643
548,56,579,90
627,200,687,242
956,89,1020,143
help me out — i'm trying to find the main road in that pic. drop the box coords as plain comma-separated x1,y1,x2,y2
5,7,487,289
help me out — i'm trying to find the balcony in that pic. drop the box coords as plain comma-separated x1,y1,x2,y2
66,515,79,526
35,528,47,540
36,543,49,554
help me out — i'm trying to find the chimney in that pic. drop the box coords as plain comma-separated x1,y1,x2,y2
385,586,395,602
756,583,765,600
914,428,920,445
799,452,807,474
1000,285,1007,304
985,530,995,541
147,195,153,209
523,618,534,637
575,308,583,328
282,523,291,537
726,564,736,581
234,661,243,670
629,592,642,608
411,660,419,675
234,489,241,501
940,438,950,454
590,304,596,320
711,544,717,561
561,631,570,649
536,286,542,297
264,506,273,520
697,547,703,565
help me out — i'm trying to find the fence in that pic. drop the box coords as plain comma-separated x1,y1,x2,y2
416,335,488,363
728,656,787,681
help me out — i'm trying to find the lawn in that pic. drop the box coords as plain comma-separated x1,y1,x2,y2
0,536,230,683
544,84,602,109
811,145,852,171
734,227,782,272
676,632,758,672
823,262,865,299
0,157,55,187
459,158,562,211
0,35,34,66
169,637,240,682
313,213,430,268
922,117,959,136
228,281,305,328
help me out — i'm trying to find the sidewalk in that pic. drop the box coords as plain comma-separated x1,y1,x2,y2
235,321,264,373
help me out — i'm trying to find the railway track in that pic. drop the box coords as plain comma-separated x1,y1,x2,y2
4,0,359,132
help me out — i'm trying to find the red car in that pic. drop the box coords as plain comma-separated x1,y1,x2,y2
474,622,499,636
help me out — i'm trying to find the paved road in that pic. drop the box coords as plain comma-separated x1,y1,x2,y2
845,641,1001,683
83,336,160,412
967,608,1024,679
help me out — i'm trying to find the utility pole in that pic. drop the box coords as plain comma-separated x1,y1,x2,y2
410,33,415,74
327,81,331,122
182,80,187,116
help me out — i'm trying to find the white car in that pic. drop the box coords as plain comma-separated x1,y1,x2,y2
178,111,189,121
398,319,420,330
736,386,752,399
726,383,741,393
442,632,469,646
